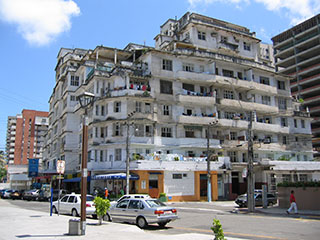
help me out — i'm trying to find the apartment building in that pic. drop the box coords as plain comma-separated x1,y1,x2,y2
6,109,48,189
272,14,320,158
45,12,315,200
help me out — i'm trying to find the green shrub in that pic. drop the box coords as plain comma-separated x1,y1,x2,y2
93,197,110,225
211,218,226,240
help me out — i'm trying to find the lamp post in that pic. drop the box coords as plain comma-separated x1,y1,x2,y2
125,111,135,195
206,120,218,202
78,92,94,235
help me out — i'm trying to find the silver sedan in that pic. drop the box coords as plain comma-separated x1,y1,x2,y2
106,198,178,228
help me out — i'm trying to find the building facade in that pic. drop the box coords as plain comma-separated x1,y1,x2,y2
272,14,320,158
45,12,315,200
6,109,48,189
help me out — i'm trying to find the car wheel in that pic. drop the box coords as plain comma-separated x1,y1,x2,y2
103,213,112,222
71,209,78,217
52,206,58,214
136,217,148,229
268,202,273,206
158,222,167,228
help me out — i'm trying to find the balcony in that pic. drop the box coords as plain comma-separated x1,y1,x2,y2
154,136,220,148
177,93,215,106
175,70,215,83
178,115,217,125
218,98,279,114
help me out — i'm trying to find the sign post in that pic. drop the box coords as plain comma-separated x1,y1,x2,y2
56,160,65,216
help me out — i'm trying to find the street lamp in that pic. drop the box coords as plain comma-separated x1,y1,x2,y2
78,92,94,235
206,120,219,202
125,111,136,195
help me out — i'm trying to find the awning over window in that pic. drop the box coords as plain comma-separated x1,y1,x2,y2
10,174,30,181
63,176,91,183
91,173,139,180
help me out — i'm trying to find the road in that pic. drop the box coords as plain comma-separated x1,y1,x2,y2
6,199,320,240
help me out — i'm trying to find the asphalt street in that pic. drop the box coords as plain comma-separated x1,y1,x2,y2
4,199,320,240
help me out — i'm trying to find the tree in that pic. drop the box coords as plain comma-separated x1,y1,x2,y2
0,151,7,182
93,197,110,225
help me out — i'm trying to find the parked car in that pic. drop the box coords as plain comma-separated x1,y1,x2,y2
235,192,277,208
2,189,14,199
0,189,8,198
52,193,96,217
106,198,178,228
22,189,40,201
10,190,25,200
51,189,68,201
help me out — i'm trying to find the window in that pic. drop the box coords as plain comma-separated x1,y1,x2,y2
161,127,172,137
301,119,305,128
230,132,237,140
115,149,122,161
222,69,234,78
70,95,76,101
200,65,205,72
100,127,104,138
101,106,105,116
277,80,285,90
94,150,98,162
145,125,152,137
282,174,291,182
185,129,195,138
243,42,251,51
228,151,237,162
182,83,195,92
173,174,183,179
145,103,151,113
113,123,122,136
198,31,206,40
187,151,195,157
100,150,104,162
114,101,121,112
95,105,99,116
162,59,172,71
294,119,297,128
282,136,287,144
223,90,234,99
278,98,287,110
225,112,236,120
134,124,144,137
162,105,170,116
262,96,271,105
160,80,173,94
70,75,79,86
281,117,288,127
116,199,129,208
183,63,194,72
221,36,228,43
303,155,308,161
135,102,142,112
260,76,270,85
300,174,307,182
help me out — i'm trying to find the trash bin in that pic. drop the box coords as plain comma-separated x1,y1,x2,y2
69,219,80,235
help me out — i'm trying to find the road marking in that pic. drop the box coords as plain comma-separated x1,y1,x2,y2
176,207,224,213
174,226,288,240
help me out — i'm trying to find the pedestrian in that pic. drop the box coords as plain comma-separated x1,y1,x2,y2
286,190,298,214
104,188,109,199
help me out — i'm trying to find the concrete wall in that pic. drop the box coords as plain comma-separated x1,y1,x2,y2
278,187,320,210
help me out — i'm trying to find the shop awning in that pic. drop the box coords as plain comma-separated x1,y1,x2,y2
92,173,139,180
10,174,30,181
63,176,91,183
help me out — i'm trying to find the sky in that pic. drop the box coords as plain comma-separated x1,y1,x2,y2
0,0,319,153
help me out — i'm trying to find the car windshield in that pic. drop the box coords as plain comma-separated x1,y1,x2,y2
145,200,166,208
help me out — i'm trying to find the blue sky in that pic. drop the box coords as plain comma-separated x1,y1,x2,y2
0,0,319,153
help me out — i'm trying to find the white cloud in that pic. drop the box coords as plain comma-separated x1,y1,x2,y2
0,0,80,46
188,0,320,25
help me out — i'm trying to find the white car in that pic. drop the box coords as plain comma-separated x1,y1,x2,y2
52,193,96,217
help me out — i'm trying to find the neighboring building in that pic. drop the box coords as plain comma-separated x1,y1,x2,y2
272,14,320,159
6,109,48,189
45,12,315,201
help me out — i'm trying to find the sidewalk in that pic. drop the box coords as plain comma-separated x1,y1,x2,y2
0,200,244,240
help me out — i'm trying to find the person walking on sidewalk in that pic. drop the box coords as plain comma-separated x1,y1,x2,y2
286,190,298,214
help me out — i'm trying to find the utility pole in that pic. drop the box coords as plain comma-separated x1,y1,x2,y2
206,125,212,202
247,111,255,212
125,111,135,195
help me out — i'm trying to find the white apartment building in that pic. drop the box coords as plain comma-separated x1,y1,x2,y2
44,12,316,201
